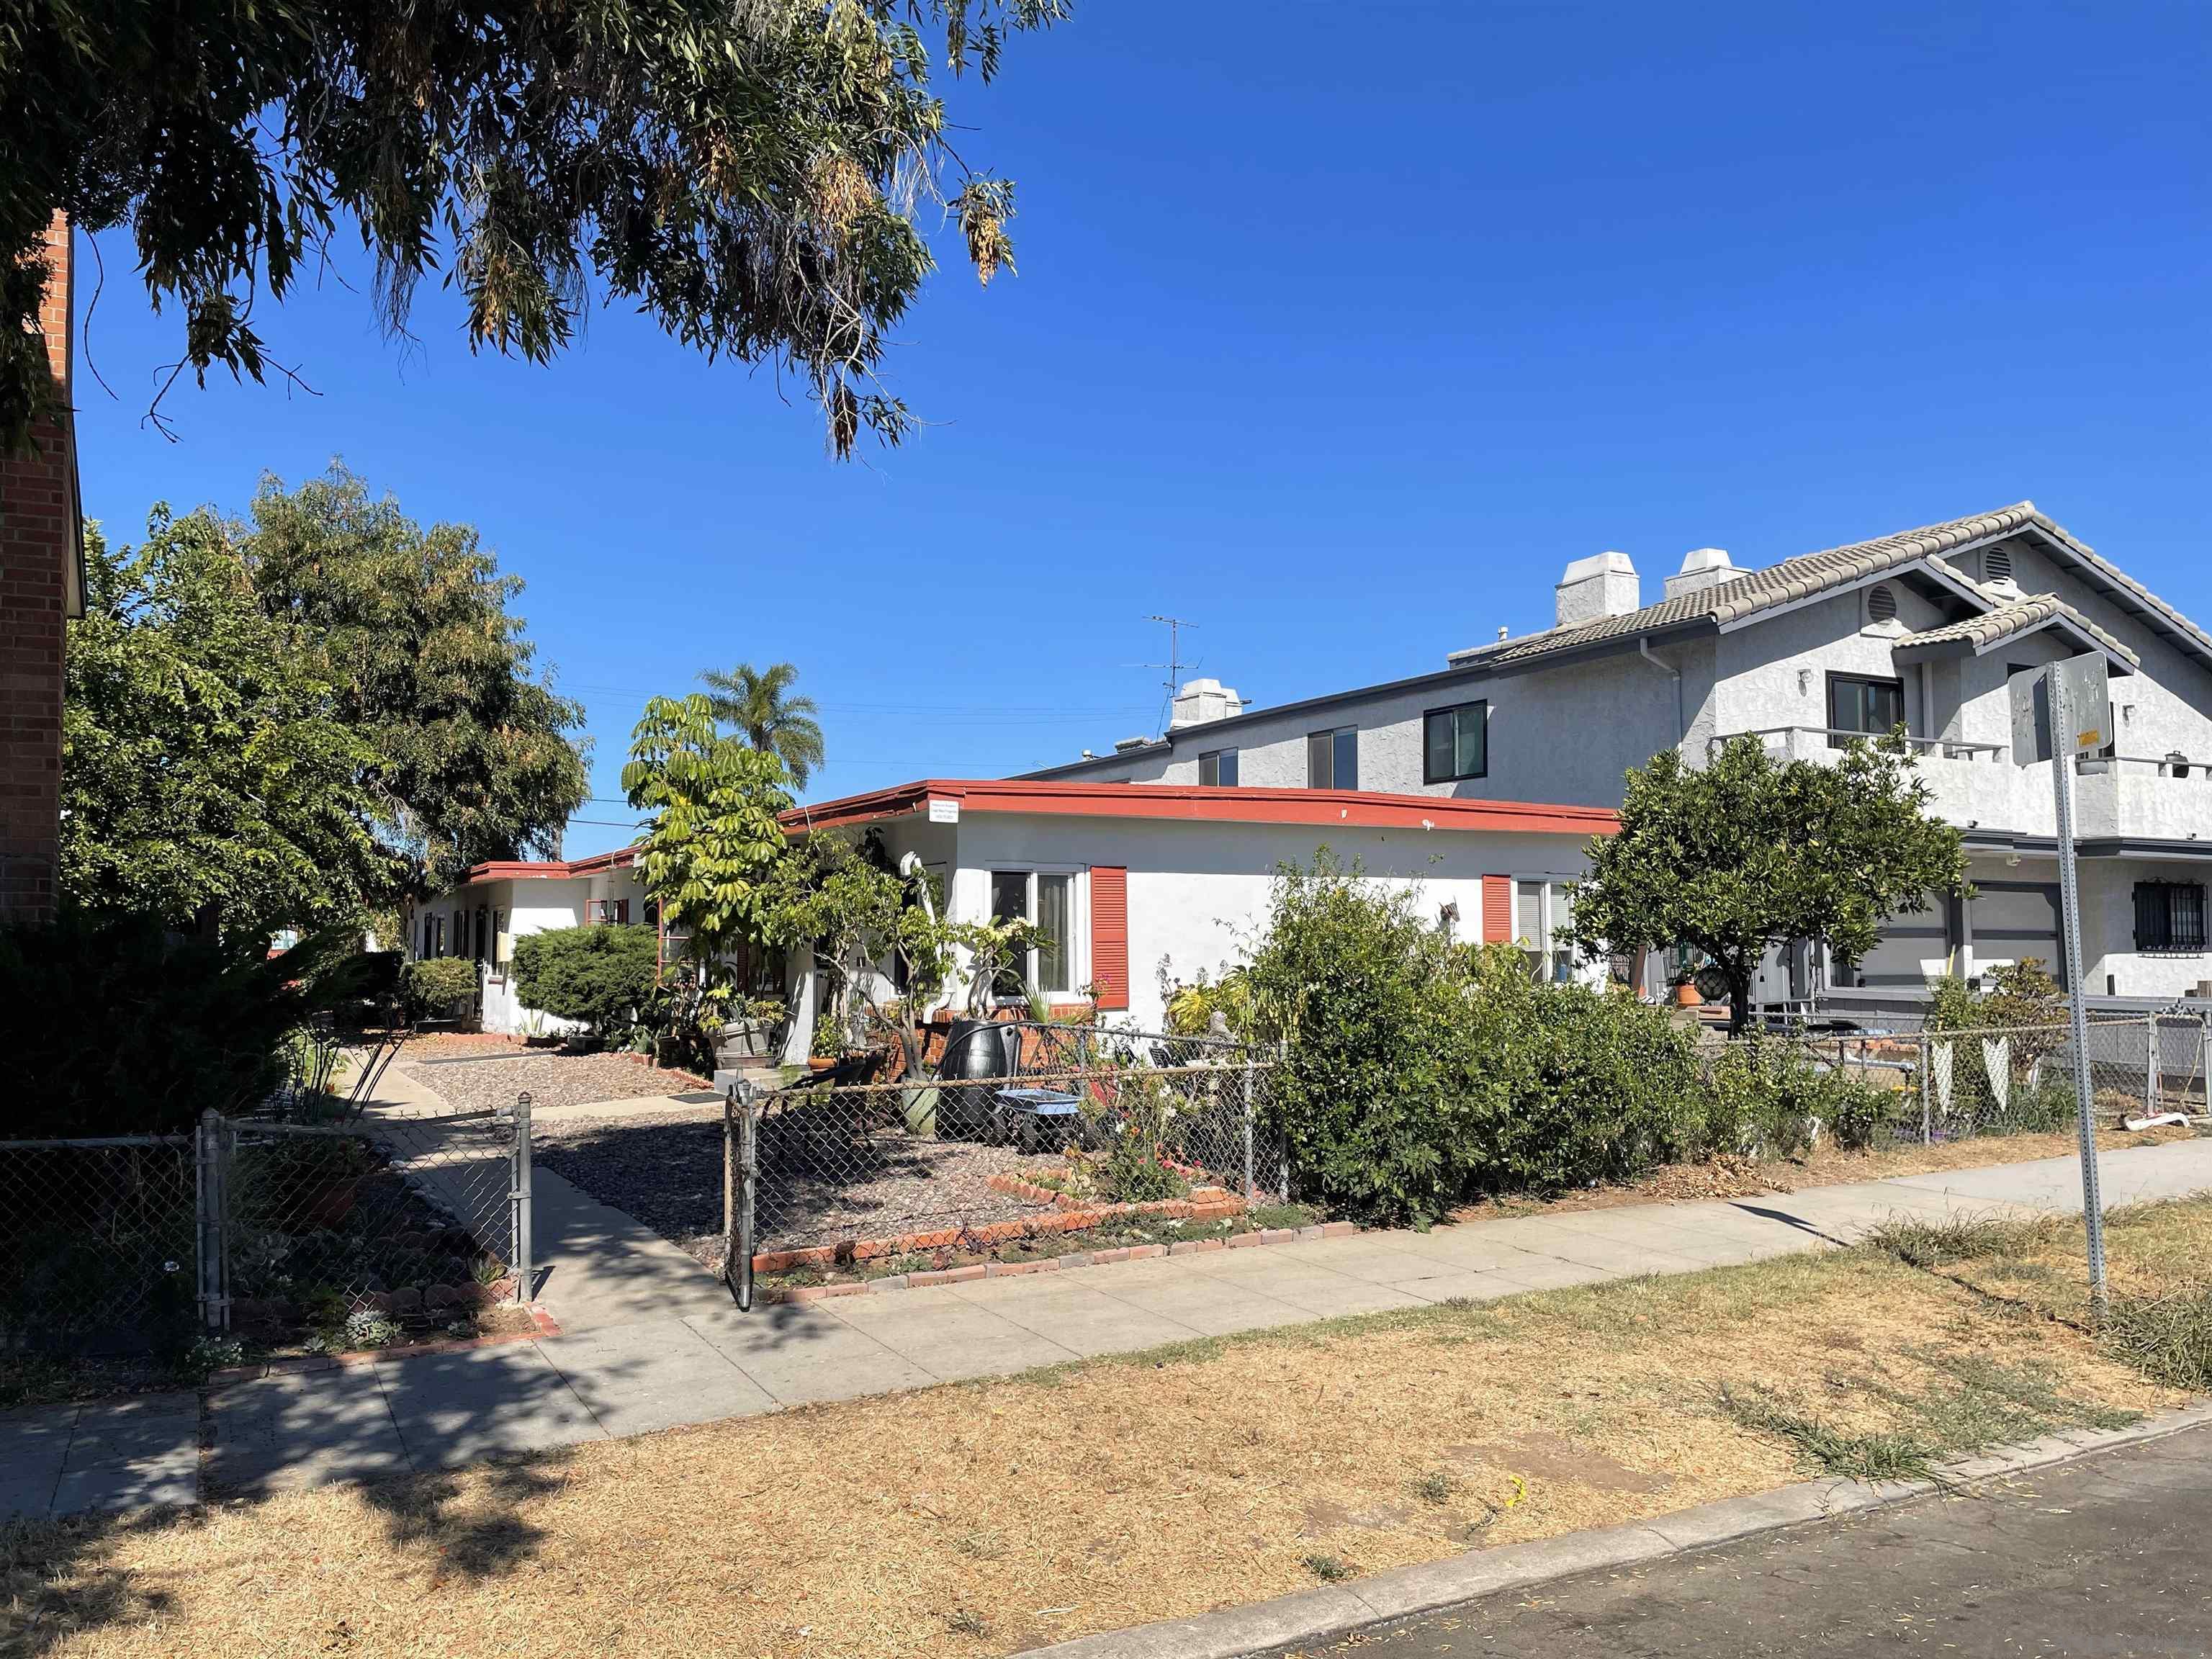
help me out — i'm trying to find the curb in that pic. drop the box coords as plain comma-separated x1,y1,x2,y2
1023,1399,2212,1659
757,1222,1358,1303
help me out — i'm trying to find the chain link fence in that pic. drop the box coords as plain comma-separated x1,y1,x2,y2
0,1084,529,1357
1709,1013,2211,1153
0,1136,200,1356
722,1025,1282,1308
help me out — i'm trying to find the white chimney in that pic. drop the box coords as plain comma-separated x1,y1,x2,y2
1555,552,1640,628
1663,547,1739,601
1168,676,1245,729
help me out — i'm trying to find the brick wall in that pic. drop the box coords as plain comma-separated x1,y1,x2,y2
0,215,74,923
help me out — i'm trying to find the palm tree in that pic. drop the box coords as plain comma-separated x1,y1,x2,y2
698,660,825,788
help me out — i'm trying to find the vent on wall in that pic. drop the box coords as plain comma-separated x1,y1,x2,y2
1984,546,2014,585
1866,583,1899,624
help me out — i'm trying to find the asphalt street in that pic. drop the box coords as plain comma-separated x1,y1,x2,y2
1259,1423,2212,1658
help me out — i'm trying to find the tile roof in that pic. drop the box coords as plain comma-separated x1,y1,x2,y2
1447,504,2046,668
1897,588,2141,667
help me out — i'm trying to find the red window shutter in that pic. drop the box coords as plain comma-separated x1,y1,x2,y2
1482,874,1512,944
1091,866,1130,1010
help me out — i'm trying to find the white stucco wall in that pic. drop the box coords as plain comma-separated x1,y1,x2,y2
863,809,1606,1031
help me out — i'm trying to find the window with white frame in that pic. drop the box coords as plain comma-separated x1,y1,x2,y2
988,868,1080,998
1512,877,1577,983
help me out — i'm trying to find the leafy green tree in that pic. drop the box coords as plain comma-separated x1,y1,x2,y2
700,661,826,789
242,466,590,899
1570,735,1968,1032
0,914,356,1135
511,924,660,1045
1,1,1065,454
60,512,390,938
622,694,793,1004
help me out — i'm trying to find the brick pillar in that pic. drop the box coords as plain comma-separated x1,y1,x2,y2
0,215,75,924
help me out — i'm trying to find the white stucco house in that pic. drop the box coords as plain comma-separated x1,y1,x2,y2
413,783,1616,1040
1021,503,2212,1018
780,778,1620,1033
409,848,651,1036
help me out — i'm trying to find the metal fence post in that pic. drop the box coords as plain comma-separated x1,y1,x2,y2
723,1085,737,1300
2148,1017,2162,1114
1241,1066,1256,1207
2203,1010,2212,1112
509,1091,534,1305
737,1081,757,1313
194,1110,233,1333
1918,1033,1933,1146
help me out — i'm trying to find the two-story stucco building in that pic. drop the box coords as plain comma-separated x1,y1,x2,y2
1022,503,2212,1016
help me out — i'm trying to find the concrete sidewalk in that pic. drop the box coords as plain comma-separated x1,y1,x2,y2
6,1136,2209,1519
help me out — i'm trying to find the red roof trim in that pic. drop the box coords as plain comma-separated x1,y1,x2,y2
458,846,637,887
779,780,1617,837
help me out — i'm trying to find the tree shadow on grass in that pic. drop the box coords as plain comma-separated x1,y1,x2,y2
0,1505,181,1658
349,1453,566,1578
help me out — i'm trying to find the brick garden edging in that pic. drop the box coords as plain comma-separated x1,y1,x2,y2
760,1221,1357,1303
206,1303,562,1386
746,1180,1252,1280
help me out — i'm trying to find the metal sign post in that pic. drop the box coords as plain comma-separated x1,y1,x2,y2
2038,660,2110,1321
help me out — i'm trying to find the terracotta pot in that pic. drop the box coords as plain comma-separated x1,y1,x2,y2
1673,982,1704,1007
807,1056,837,1072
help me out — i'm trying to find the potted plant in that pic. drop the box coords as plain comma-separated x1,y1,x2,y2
1671,967,1704,1007
717,996,786,1062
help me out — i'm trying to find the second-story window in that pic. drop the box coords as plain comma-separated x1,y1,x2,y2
1827,673,1905,747
1307,727,1358,790
1199,747,1239,787
1424,701,1488,783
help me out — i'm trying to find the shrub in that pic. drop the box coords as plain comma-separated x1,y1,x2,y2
1702,1038,1905,1156
0,911,344,1136
1161,967,1256,1039
510,924,658,1043
1924,959,2069,1134
1457,943,1704,1193
1246,856,1703,1221
1082,1070,1191,1205
401,956,480,1019
1247,856,1493,1223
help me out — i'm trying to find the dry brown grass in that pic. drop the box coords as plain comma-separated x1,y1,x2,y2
1461,1122,2200,1218
1,1246,2182,1659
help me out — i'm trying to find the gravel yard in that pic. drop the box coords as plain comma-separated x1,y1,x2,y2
400,1051,708,1114
532,1110,1063,1266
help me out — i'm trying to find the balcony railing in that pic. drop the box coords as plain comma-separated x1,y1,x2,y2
2078,754,2212,783
1708,728,2008,764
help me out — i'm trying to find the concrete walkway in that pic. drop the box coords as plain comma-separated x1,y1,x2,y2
6,1136,2209,1518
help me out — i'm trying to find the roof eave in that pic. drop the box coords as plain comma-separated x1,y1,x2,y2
2018,518,2212,669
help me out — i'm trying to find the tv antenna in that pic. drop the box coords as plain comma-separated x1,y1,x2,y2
1135,613,1197,735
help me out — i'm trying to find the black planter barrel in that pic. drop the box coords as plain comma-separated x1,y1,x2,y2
937,1019,1018,1140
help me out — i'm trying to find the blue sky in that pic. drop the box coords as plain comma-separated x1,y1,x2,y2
69,1,2211,859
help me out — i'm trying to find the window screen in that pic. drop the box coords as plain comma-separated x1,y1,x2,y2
1199,748,1238,787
